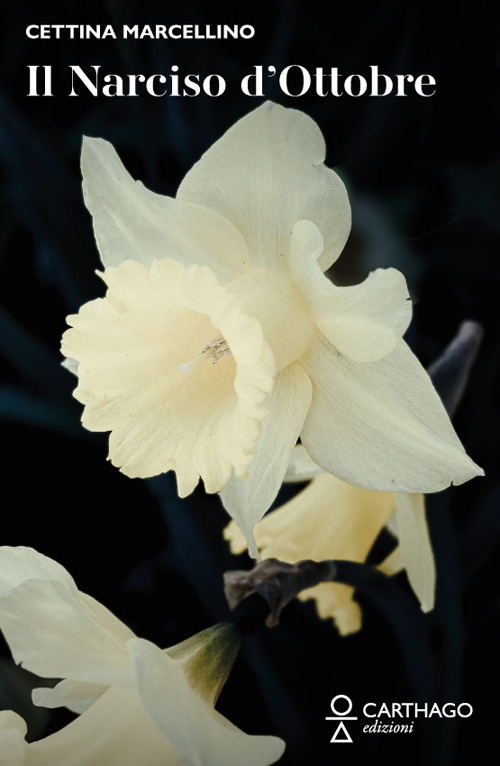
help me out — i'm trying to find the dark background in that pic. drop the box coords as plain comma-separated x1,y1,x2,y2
0,1,498,764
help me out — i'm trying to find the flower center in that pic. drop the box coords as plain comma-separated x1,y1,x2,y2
179,335,232,375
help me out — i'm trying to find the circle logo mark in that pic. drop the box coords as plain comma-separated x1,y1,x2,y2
325,695,357,743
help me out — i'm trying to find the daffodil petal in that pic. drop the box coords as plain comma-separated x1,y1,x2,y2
298,582,363,636
177,102,350,272
0,548,134,686
62,259,275,495
128,638,285,766
283,445,323,483
26,686,182,766
81,137,249,282
0,546,76,595
219,363,312,558
378,544,403,575
393,493,435,612
0,711,26,766
222,521,247,556
243,473,394,562
301,336,483,492
32,679,109,714
0,547,134,649
290,219,411,362
61,357,79,376
0,579,133,686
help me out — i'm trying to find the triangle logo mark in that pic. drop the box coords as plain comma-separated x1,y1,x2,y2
330,721,353,743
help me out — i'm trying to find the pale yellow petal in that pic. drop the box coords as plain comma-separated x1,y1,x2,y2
129,637,285,766
392,493,435,612
81,137,249,282
0,547,134,685
223,521,247,555
290,219,412,361
0,579,132,686
219,363,312,558
61,357,79,376
0,711,27,766
378,544,403,576
0,546,76,595
225,473,394,635
32,679,109,714
79,592,137,646
283,444,324,483
62,258,275,495
298,582,363,636
25,686,182,766
301,336,483,492
178,102,350,272
384,509,399,538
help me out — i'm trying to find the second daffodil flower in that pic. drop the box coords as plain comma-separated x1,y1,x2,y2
225,446,435,636
61,102,482,555
0,547,284,765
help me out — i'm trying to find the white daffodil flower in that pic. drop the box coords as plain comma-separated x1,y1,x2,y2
225,446,435,636
61,101,481,556
0,547,284,766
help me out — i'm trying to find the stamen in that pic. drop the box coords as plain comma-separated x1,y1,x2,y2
179,336,232,375
201,336,231,363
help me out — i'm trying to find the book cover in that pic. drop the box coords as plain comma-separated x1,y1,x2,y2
0,2,498,764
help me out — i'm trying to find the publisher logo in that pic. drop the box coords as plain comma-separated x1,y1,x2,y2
325,695,473,744
325,695,357,743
